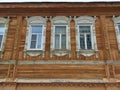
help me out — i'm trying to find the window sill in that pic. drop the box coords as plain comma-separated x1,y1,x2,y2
77,50,98,58
0,50,3,58
51,49,70,57
24,50,44,57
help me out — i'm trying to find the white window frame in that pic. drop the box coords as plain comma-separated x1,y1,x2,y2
0,17,9,57
74,16,98,57
24,16,47,57
53,25,68,50
77,24,94,50
27,24,44,50
50,16,71,57
112,16,120,51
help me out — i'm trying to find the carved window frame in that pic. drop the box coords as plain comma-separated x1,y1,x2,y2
24,16,47,57
74,16,98,57
112,16,120,51
0,17,9,57
50,16,71,57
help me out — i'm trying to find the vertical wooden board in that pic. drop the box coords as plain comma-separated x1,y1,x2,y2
110,44,118,50
70,20,76,60
20,20,27,60
99,50,105,60
45,51,50,60
18,51,24,60
4,39,14,50
3,51,12,60
45,20,51,60
115,50,120,61
4,18,16,52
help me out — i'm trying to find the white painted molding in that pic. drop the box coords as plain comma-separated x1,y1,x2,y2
26,16,47,24
112,16,120,51
50,16,71,57
0,60,120,65
24,16,47,57
0,17,10,58
14,78,109,83
74,16,98,58
51,16,70,24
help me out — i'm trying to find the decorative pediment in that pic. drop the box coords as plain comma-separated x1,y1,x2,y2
0,17,10,24
26,16,47,24
74,16,96,25
51,16,70,24
112,16,120,23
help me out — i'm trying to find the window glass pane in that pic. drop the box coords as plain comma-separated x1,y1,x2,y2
37,34,42,49
80,34,85,49
61,35,66,49
118,24,120,32
30,41,36,48
31,35,37,41
55,34,60,49
0,25,5,35
0,35,3,48
30,25,43,49
55,26,66,34
79,26,90,33
87,34,92,49
32,26,42,33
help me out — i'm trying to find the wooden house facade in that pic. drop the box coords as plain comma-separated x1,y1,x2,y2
0,2,120,90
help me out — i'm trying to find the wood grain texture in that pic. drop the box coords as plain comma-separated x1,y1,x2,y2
0,2,119,81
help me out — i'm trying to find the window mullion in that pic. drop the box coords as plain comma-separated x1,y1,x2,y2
85,33,87,49
29,33,33,49
90,26,93,49
60,34,62,49
36,33,38,49
41,26,43,50
79,33,81,49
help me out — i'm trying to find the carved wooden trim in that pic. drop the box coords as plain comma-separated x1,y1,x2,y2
24,16,47,57
1,60,120,65
0,79,120,87
0,17,10,58
112,16,120,51
14,78,108,83
50,16,71,57
1,82,120,87
74,16,98,58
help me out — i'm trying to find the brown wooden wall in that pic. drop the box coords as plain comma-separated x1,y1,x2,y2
0,15,119,61
0,2,120,81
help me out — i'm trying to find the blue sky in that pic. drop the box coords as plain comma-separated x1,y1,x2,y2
0,0,120,2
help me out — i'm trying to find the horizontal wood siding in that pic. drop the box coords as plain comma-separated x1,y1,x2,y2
0,3,119,80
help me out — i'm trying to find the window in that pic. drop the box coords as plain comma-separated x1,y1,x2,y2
0,17,9,57
79,26,92,50
113,16,120,51
50,16,71,57
0,25,6,49
54,26,67,50
24,16,47,57
117,24,120,32
74,16,98,57
28,25,43,50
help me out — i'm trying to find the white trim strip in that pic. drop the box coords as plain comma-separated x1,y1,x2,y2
0,60,120,65
14,78,109,83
